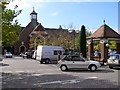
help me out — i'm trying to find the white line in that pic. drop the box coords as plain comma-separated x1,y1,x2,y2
3,71,12,73
86,77,98,79
38,77,98,85
39,79,82,85
31,73,56,76
15,71,24,73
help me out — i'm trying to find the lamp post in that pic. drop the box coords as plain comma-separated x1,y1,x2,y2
68,30,79,53
34,36,37,51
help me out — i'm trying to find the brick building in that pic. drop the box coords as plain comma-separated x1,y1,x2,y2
14,9,70,55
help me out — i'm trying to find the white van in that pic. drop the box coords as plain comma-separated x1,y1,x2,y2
36,46,65,64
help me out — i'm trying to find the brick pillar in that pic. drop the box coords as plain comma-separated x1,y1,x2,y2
87,39,94,60
100,43,108,64
116,40,120,54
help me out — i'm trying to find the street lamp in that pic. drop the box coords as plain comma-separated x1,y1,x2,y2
68,30,79,52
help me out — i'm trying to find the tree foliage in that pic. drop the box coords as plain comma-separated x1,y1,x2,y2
109,41,116,50
2,1,22,45
80,25,86,58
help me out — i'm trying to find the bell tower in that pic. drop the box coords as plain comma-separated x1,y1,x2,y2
30,7,37,22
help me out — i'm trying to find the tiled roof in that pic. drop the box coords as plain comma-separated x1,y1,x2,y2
34,23,45,31
88,24,120,39
20,21,39,41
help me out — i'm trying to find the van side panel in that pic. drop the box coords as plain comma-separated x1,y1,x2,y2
36,46,65,62
36,46,43,60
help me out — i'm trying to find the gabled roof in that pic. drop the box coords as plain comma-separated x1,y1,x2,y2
30,23,48,36
34,23,45,31
88,24,120,39
20,21,39,41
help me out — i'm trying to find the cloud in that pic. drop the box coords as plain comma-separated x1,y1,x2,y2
51,11,59,16
6,0,44,10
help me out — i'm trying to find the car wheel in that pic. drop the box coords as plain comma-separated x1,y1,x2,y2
109,66,113,69
45,59,50,64
89,65,97,72
60,65,68,71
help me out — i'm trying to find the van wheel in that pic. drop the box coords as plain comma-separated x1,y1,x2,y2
40,61,43,64
60,65,68,71
89,65,97,72
45,59,50,64
109,66,113,69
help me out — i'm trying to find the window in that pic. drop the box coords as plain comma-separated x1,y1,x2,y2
32,15,36,19
54,50,62,55
72,56,80,61
116,55,119,60
63,56,71,61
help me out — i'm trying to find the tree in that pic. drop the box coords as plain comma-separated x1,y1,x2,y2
80,25,86,58
1,1,22,45
109,41,116,50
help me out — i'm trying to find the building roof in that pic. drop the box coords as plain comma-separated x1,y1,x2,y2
20,21,39,41
31,23,48,36
30,10,37,15
34,23,45,31
88,24,120,39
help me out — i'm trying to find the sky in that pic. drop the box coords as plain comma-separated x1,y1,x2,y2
6,0,119,33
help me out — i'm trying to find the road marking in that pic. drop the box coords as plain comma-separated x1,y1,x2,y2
39,79,82,85
3,71,12,73
37,77,98,85
15,71,24,73
86,77,98,79
31,73,58,76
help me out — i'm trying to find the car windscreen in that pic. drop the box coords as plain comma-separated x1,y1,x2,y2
62,55,71,61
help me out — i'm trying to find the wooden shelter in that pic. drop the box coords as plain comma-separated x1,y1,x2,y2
87,24,120,64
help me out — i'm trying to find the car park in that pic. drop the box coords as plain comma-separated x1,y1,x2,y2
107,54,120,69
58,55,101,72
4,52,12,58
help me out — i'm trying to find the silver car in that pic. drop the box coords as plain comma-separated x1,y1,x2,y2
58,55,101,72
4,52,12,58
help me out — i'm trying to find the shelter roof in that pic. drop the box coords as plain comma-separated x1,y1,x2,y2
88,24,120,39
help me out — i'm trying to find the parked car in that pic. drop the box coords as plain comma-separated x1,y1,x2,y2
107,54,120,69
0,55,3,61
4,52,12,58
58,55,101,72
